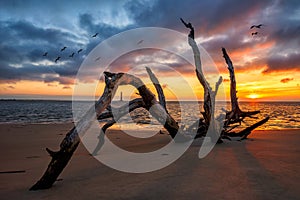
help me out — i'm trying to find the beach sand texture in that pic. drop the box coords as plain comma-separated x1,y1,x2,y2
0,124,299,200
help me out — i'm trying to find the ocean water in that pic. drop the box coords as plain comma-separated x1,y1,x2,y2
0,100,299,130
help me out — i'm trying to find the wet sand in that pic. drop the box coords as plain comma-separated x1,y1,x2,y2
0,123,299,199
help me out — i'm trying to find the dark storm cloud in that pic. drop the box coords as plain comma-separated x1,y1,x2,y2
266,53,300,72
78,13,134,39
125,0,270,33
0,19,89,84
0,64,51,83
43,75,75,85
3,20,80,44
1,0,300,86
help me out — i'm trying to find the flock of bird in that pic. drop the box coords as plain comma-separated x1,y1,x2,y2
42,33,99,63
250,24,264,36
42,24,263,64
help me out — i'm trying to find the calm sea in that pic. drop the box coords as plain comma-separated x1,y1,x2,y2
0,100,299,130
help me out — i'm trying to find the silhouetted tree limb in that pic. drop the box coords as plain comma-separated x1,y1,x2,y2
98,66,170,133
31,70,181,190
98,98,145,133
240,116,269,140
181,18,223,141
146,67,167,112
30,72,123,190
222,48,261,126
104,72,180,138
180,18,194,39
221,48,269,138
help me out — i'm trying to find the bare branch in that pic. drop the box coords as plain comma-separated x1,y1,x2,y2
146,67,167,112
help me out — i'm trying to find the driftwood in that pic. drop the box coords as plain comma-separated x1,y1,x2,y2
221,48,269,139
181,18,223,142
30,72,123,190
31,19,270,190
98,67,170,134
98,98,145,133
180,19,269,141
30,70,180,190
222,48,260,125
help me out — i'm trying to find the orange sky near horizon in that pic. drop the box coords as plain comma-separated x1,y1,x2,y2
1,67,299,101
0,1,299,102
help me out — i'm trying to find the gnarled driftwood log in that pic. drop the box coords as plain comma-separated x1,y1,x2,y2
30,69,180,190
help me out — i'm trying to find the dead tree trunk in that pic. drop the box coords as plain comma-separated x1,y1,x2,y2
181,18,223,141
222,48,260,125
221,48,269,138
30,72,124,190
30,70,180,190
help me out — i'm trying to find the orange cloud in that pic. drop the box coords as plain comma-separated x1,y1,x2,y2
280,78,294,83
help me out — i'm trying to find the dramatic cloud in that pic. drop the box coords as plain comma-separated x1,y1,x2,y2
265,53,300,72
62,86,71,89
280,78,294,84
0,18,102,85
0,0,299,90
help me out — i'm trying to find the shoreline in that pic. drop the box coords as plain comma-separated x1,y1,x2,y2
1,122,299,132
0,124,299,199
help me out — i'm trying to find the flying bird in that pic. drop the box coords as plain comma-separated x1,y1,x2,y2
61,46,67,51
251,32,258,36
95,56,101,61
77,49,83,54
42,52,48,56
92,33,99,37
69,52,75,57
137,40,144,45
250,24,264,29
55,56,61,63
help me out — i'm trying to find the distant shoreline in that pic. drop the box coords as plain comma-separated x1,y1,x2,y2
0,123,299,131
1,99,299,103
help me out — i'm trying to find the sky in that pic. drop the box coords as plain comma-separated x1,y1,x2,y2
0,0,299,101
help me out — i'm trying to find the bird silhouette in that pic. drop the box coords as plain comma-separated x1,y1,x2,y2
137,40,144,45
69,52,75,58
250,24,264,29
61,46,67,51
77,49,83,54
43,52,48,56
95,56,101,61
92,33,99,37
251,32,258,36
55,56,61,63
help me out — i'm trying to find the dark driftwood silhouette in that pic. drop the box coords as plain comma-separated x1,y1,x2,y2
180,18,194,39
180,18,268,141
30,70,181,190
30,72,121,190
31,20,269,190
221,47,269,139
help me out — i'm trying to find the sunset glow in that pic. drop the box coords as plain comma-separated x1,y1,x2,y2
247,93,260,100
0,1,299,102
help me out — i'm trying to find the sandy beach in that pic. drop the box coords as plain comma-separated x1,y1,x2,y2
0,123,299,200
